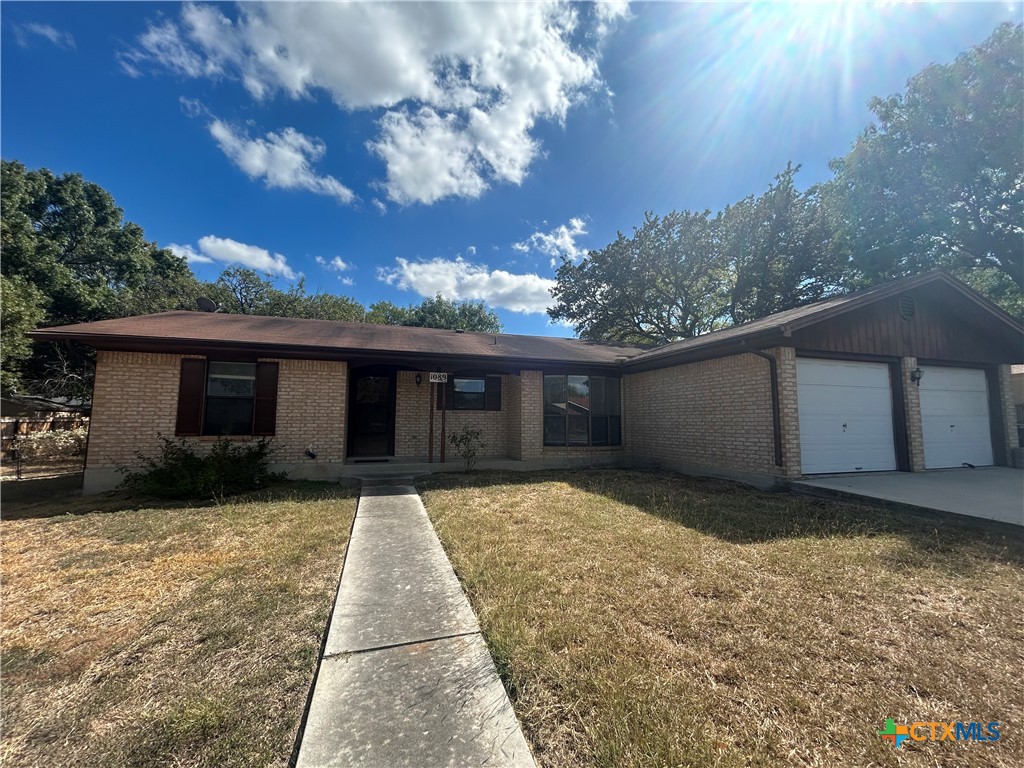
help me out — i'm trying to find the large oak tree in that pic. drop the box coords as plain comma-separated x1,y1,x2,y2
1,160,201,397
828,22,1023,294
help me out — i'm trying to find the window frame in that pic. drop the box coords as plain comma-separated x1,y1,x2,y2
203,361,258,436
436,374,502,412
175,358,278,438
452,377,487,411
543,374,621,447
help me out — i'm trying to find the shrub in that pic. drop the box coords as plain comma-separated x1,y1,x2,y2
448,426,484,472
14,426,88,460
120,435,282,499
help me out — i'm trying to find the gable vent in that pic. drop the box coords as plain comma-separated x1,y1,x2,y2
898,295,916,321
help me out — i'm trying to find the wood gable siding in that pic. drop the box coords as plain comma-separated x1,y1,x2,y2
790,283,1018,363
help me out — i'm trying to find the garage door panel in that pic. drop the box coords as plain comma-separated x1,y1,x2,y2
921,393,989,418
920,366,992,468
797,359,897,474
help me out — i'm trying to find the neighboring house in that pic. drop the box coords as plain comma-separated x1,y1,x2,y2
30,272,1024,494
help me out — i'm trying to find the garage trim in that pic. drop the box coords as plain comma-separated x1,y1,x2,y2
918,360,1006,467
795,350,910,472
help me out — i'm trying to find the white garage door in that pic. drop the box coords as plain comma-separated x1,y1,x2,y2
797,359,897,474
920,366,993,469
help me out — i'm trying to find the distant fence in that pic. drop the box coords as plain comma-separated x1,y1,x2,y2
1,417,89,459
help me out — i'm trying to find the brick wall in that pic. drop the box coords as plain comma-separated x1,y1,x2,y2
506,374,523,460
394,371,512,460
394,371,431,458
772,347,802,478
87,351,183,469
900,357,926,471
517,370,544,461
623,351,779,477
86,351,346,477
997,364,1017,462
263,358,347,466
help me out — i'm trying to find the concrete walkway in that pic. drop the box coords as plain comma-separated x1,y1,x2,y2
795,467,1024,526
296,480,536,768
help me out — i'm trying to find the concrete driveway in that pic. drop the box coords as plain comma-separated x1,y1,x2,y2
794,467,1024,527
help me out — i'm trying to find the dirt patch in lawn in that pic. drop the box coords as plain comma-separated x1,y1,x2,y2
1,482,357,768
419,470,1024,768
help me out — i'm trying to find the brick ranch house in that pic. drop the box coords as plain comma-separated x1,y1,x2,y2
31,271,1023,494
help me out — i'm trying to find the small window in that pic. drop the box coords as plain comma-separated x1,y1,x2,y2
204,362,257,435
543,375,621,447
453,378,486,410
437,375,502,411
176,360,278,437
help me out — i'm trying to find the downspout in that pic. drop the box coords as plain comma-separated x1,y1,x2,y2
746,348,783,468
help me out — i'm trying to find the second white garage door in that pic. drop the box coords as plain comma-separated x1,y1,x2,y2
797,359,897,474
920,366,993,469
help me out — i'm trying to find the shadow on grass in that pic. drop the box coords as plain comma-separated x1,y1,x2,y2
1,474,86,514
416,468,1024,567
1,478,357,521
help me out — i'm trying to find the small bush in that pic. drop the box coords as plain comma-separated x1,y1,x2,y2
121,435,283,499
448,426,484,472
14,426,88,459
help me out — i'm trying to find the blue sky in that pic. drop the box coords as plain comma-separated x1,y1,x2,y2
2,1,1019,336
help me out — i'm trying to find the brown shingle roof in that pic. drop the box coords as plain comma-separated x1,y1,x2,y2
31,311,646,366
30,271,1022,371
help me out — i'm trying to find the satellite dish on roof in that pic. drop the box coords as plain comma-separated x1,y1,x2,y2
196,297,220,313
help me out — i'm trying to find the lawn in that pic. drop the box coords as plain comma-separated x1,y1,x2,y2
1,479,357,768
418,470,1024,768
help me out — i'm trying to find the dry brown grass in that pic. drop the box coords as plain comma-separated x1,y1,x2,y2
419,470,1024,768
1,481,357,768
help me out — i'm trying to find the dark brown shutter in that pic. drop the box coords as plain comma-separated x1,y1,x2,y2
436,379,455,410
485,375,502,411
253,362,278,436
175,358,207,436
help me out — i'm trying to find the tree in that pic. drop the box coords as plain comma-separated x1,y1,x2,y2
366,294,502,332
828,23,1023,300
724,164,850,324
365,300,411,326
204,268,365,321
0,275,46,393
549,211,731,343
1,160,202,398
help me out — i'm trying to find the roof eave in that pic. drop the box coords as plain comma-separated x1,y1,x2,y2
28,330,628,371
622,328,788,372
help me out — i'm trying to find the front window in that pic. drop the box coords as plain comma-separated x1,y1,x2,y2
204,362,257,435
453,377,486,410
543,375,621,446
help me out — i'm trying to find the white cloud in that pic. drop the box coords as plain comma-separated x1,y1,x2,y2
369,108,487,205
123,2,629,205
513,216,589,266
315,256,352,272
379,257,555,314
209,119,354,204
466,245,476,256
13,22,75,50
167,242,213,264
170,235,296,278
372,198,387,215
339,276,355,287
593,1,632,41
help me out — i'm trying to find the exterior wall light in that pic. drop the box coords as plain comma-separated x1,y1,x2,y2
415,373,423,387
910,368,924,386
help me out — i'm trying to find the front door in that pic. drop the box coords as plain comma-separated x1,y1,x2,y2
348,373,395,457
